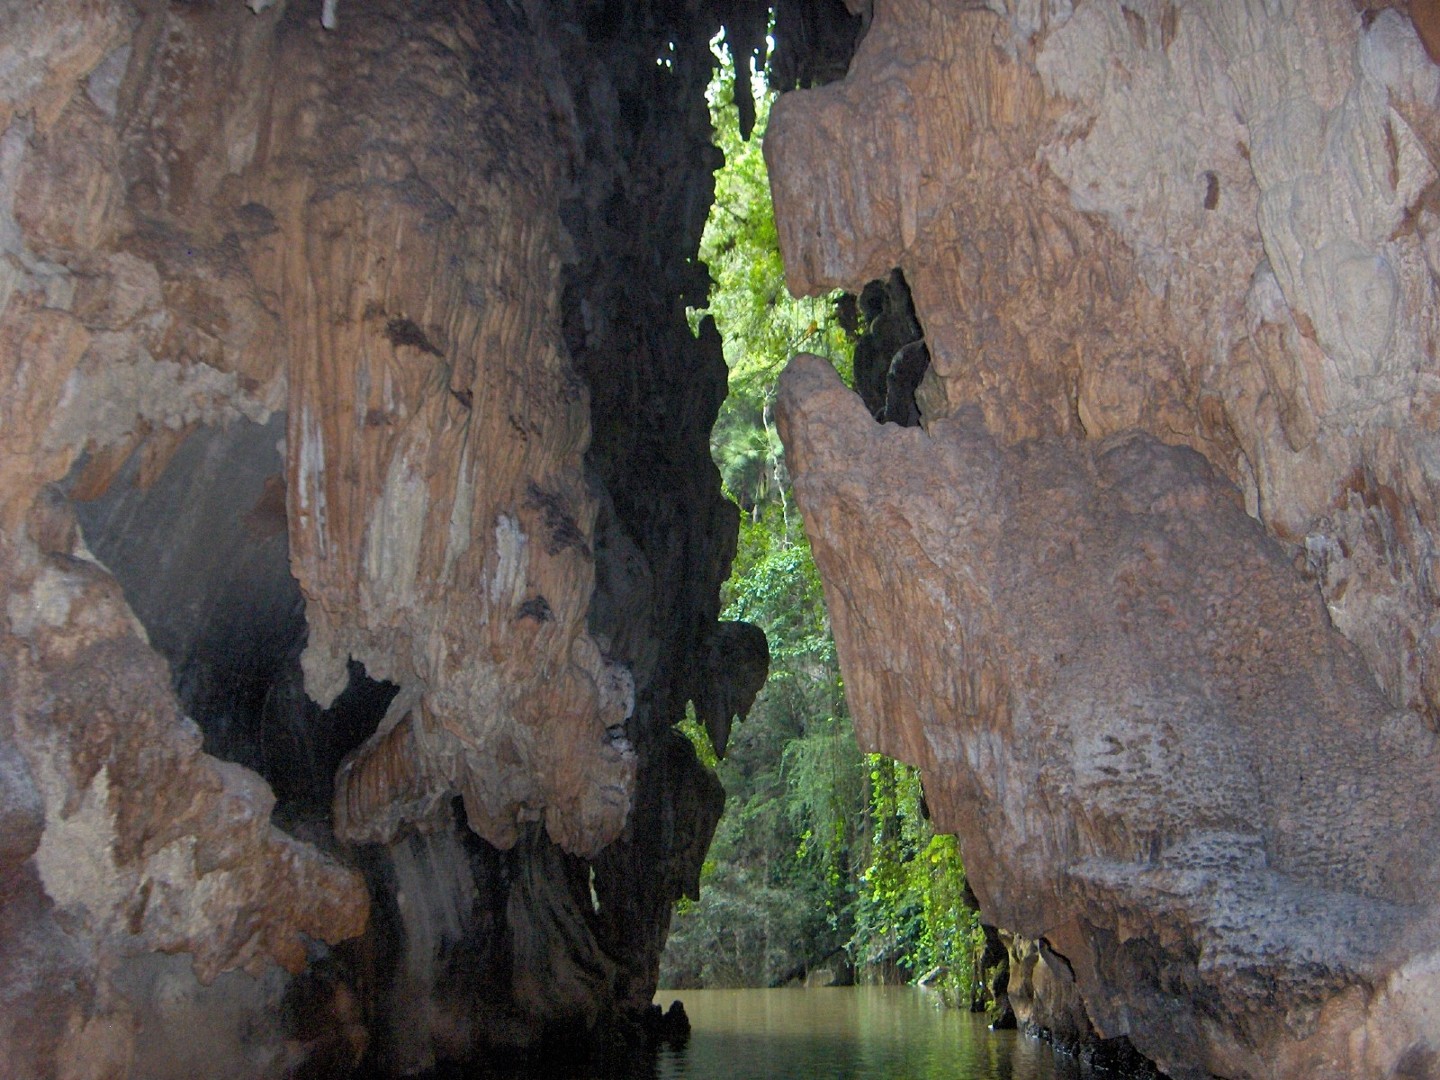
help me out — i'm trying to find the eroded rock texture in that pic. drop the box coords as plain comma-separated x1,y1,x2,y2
2,2,368,1074
780,356,1440,1076
772,0,1440,731
1,0,769,1075
770,1,1440,1075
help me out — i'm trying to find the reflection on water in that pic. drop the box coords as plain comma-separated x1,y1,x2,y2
413,986,1110,1080
653,986,1086,1080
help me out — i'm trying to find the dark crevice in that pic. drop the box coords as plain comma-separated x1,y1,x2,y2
65,417,396,826
848,268,930,427
768,0,868,91
552,0,744,1024
551,0,866,1031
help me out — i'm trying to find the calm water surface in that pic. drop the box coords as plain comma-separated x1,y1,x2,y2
652,986,1087,1080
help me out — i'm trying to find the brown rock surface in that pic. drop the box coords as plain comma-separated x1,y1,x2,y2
768,0,1440,731
243,0,635,857
2,0,767,1072
2,489,369,1077
1,2,367,1074
769,0,1440,1073
778,354,1440,1078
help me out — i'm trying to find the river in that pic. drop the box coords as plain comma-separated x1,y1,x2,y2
416,986,1111,1079
651,986,1091,1080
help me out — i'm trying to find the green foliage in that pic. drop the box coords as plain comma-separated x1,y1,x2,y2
854,755,983,1005
915,833,983,1005
658,861,813,988
723,509,835,670
692,32,849,516
662,30,980,1006
678,701,719,770
784,720,865,923
665,504,858,987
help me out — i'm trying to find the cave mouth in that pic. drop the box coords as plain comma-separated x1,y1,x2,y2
661,27,960,995
7,2,1438,1076
65,416,397,829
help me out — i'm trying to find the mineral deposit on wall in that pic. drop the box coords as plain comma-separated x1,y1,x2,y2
770,1,1440,1076
779,356,1440,1078
769,0,1440,727
0,0,763,1074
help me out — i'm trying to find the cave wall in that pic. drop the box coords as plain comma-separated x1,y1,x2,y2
2,2,372,1073
772,0,1440,729
0,0,770,1075
769,1,1440,1077
548,0,755,1017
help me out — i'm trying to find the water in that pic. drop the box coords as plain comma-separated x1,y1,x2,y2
652,986,1089,1080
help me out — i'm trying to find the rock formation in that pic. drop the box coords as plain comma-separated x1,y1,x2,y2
770,1,1440,1076
780,356,1440,1077
0,0,773,1075
14,0,1440,1073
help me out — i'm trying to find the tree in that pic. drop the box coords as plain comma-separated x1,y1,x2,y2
854,756,983,1005
662,31,978,1004
693,34,848,522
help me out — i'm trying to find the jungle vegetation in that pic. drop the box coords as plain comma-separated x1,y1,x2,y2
659,33,982,1005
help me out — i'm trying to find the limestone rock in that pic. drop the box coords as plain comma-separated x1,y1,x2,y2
1,503,368,1075
694,620,771,758
777,354,1440,1078
2,0,763,1072
850,269,924,421
767,0,1440,733
768,1,1440,1071
213,2,635,857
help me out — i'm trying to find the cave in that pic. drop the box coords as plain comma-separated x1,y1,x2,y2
4,1,1440,1078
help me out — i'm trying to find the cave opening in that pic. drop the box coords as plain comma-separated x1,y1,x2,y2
656,28,983,1010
